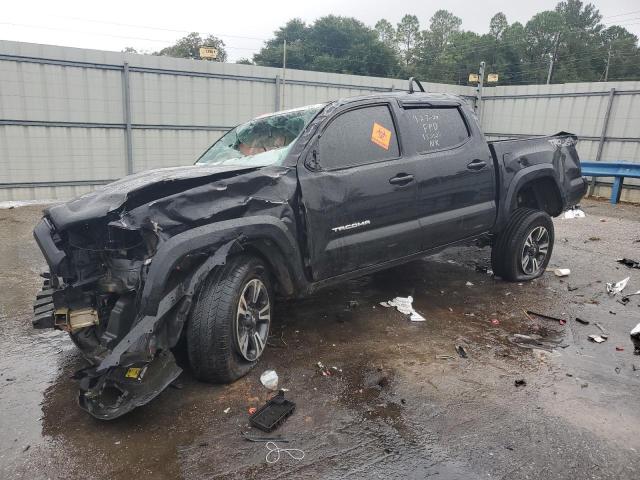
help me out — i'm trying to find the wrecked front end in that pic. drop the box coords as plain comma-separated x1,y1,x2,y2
33,213,188,419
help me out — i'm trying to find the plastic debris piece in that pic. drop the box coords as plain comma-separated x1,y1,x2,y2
491,319,500,325
631,323,640,354
379,296,425,322
554,268,571,277
250,390,296,433
514,379,527,387
455,345,468,358
260,370,279,390
559,319,566,325
223,407,231,414
563,208,585,219
575,317,590,325
316,361,332,376
617,258,640,269
248,407,257,415
616,346,625,351
465,281,474,286
606,277,630,295
588,334,607,343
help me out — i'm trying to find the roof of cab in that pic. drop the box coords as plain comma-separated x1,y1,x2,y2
332,91,468,108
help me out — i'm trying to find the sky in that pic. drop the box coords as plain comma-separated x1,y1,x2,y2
2,0,640,62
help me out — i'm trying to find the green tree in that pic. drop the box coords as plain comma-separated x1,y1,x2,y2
396,15,420,66
375,19,397,51
254,16,399,76
489,13,508,40
156,32,227,62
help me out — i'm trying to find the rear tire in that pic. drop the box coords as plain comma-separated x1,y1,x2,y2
187,255,272,383
491,208,554,282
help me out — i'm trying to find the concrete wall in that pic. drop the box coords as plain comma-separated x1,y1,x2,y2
1,40,639,203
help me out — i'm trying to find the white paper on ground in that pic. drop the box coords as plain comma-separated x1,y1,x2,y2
563,209,586,219
380,296,426,322
606,276,630,295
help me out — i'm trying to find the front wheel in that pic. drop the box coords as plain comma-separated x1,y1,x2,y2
491,208,555,282
187,255,272,383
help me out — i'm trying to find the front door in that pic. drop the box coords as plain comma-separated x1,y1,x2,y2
297,103,422,280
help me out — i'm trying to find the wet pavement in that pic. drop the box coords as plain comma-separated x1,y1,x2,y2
0,199,639,479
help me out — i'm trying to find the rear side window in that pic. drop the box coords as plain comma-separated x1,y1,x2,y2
407,107,469,153
319,105,399,170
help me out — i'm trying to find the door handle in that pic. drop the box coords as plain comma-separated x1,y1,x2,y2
389,173,414,185
467,159,487,170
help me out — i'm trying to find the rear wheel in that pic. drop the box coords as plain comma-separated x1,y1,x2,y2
187,255,272,383
491,208,554,282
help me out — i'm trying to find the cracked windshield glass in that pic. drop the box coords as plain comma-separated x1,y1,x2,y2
196,104,324,167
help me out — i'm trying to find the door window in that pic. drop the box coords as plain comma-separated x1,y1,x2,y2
406,107,469,153
319,105,399,170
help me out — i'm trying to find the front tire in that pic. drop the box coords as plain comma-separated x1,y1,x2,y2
491,208,554,282
187,255,272,383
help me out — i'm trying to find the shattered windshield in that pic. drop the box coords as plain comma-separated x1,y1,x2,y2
196,104,324,167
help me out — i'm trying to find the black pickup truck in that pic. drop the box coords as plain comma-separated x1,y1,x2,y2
33,79,587,419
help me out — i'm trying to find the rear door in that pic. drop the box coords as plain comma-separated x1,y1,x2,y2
399,103,496,250
297,102,422,280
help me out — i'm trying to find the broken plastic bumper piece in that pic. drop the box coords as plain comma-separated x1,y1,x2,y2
76,351,181,420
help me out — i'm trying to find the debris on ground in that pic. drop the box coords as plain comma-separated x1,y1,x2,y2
436,354,455,360
249,390,296,433
248,407,257,415
616,346,625,351
242,431,290,443
260,370,279,390
316,362,332,376
594,322,608,334
379,296,425,322
621,290,640,304
617,258,640,269
265,441,305,464
563,208,586,219
475,265,493,275
223,407,231,414
491,319,500,325
554,268,571,277
588,236,601,241
465,281,474,286
455,345,468,358
606,277,630,295
514,379,527,387
631,323,640,354
575,317,590,325
526,310,565,324
588,334,608,343
510,333,562,351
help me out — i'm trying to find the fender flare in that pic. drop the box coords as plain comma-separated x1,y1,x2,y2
139,216,307,316
497,165,565,228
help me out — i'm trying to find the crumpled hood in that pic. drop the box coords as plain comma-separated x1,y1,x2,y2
45,164,259,230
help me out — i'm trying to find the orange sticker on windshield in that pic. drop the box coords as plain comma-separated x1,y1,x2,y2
371,122,392,150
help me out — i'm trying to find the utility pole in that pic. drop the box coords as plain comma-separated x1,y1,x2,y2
604,43,612,82
281,39,287,110
546,32,560,85
476,61,486,120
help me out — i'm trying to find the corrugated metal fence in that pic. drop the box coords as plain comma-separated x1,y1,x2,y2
0,40,472,201
481,82,640,202
1,40,639,202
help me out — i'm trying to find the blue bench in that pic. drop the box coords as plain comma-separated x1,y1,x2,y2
581,161,640,204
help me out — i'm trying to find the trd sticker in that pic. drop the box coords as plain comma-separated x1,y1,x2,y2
371,122,392,150
331,220,371,233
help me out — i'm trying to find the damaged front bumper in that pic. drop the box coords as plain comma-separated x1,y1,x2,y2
33,216,235,420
